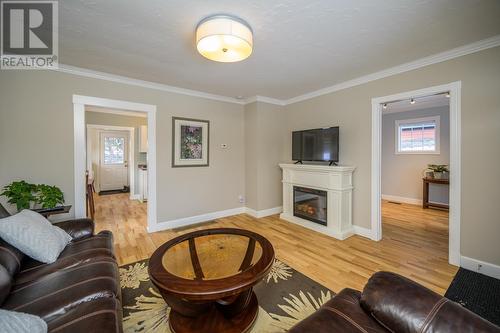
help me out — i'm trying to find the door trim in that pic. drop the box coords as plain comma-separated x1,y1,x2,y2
73,95,157,233
371,81,461,266
87,125,134,195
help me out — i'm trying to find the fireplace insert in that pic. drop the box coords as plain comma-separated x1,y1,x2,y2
293,186,327,225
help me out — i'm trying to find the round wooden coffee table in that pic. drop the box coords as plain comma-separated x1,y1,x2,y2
148,228,275,333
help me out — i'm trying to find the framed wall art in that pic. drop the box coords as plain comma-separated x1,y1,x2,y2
172,117,209,167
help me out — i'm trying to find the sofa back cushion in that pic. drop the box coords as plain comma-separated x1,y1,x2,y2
0,264,12,306
360,271,500,332
0,239,24,277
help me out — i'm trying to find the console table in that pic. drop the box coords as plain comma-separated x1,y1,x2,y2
422,178,449,210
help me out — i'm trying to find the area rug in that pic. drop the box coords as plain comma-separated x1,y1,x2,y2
119,259,333,332
445,268,500,326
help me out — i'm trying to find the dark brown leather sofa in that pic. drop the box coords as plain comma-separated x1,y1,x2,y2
290,271,500,333
0,204,122,332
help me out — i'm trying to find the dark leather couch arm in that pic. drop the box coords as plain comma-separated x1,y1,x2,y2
54,218,95,241
360,271,500,333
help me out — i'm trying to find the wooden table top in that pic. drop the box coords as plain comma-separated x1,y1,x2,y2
148,228,275,301
423,177,449,184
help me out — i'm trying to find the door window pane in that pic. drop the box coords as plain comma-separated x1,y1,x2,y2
104,137,125,164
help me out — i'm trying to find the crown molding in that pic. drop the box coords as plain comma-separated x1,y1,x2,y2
54,64,246,105
284,34,500,105
52,35,499,107
244,95,285,106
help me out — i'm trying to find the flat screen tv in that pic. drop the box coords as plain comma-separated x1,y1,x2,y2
292,127,339,164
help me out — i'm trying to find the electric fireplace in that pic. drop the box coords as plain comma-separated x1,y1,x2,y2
293,186,327,226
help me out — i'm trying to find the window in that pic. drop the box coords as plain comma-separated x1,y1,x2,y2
103,136,125,164
395,116,440,154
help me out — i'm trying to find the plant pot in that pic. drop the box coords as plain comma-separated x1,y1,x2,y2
433,172,443,179
442,171,449,180
425,171,434,179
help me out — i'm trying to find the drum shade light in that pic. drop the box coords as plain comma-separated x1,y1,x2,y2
196,15,253,63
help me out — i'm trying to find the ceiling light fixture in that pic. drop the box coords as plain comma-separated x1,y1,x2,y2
196,15,253,63
383,103,388,109
445,92,450,98
410,98,416,105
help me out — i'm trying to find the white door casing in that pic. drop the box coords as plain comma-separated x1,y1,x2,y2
99,131,129,191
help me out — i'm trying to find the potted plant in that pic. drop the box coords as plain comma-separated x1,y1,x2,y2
427,164,449,179
0,181,37,210
35,184,65,209
1,181,65,211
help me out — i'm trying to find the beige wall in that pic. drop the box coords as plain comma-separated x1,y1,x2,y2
85,111,147,195
382,106,450,204
0,70,245,223
244,102,286,211
284,46,500,265
1,46,499,266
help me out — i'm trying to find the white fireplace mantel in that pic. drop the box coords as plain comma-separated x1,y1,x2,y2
279,163,356,240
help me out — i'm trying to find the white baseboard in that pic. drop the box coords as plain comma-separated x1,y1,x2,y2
147,207,245,233
245,206,282,218
129,194,141,200
353,225,374,240
460,256,500,280
382,194,422,205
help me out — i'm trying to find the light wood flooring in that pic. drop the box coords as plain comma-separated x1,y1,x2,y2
94,193,457,295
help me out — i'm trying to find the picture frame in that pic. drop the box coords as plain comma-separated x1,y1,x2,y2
172,117,210,167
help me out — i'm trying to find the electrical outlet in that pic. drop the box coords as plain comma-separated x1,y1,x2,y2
238,195,245,203
221,143,228,149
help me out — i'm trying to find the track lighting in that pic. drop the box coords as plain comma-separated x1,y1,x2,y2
410,98,416,105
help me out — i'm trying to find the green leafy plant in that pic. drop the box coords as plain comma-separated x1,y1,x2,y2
35,184,65,208
1,181,37,210
1,181,65,211
427,164,449,173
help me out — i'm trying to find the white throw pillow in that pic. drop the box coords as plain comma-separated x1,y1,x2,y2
0,309,47,333
0,209,72,263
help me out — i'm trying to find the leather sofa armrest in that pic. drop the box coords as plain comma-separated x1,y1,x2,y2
54,218,95,241
360,271,500,333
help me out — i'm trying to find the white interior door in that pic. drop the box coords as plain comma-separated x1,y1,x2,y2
99,131,129,191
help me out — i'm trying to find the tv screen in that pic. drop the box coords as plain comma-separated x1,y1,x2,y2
292,127,339,162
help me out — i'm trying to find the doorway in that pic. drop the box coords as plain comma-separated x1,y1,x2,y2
371,82,461,266
73,95,157,232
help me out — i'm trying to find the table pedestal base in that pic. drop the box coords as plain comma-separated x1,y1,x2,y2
169,291,259,333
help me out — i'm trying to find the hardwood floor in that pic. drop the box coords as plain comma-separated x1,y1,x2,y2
94,193,457,295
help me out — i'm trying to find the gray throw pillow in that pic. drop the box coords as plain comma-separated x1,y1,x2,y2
0,209,72,263
0,309,47,333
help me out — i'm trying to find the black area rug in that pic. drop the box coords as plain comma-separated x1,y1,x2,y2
99,187,130,196
445,268,500,326
119,259,333,332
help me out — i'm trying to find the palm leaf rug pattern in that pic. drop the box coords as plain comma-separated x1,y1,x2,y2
120,259,333,333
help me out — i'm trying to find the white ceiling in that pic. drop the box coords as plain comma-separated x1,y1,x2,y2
382,94,449,114
60,0,500,100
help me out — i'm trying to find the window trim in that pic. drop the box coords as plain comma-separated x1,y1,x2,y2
395,116,440,155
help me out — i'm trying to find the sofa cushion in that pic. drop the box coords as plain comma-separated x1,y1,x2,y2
289,289,387,333
0,308,47,333
47,297,122,333
0,210,71,263
360,271,500,333
2,260,120,320
18,230,114,277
